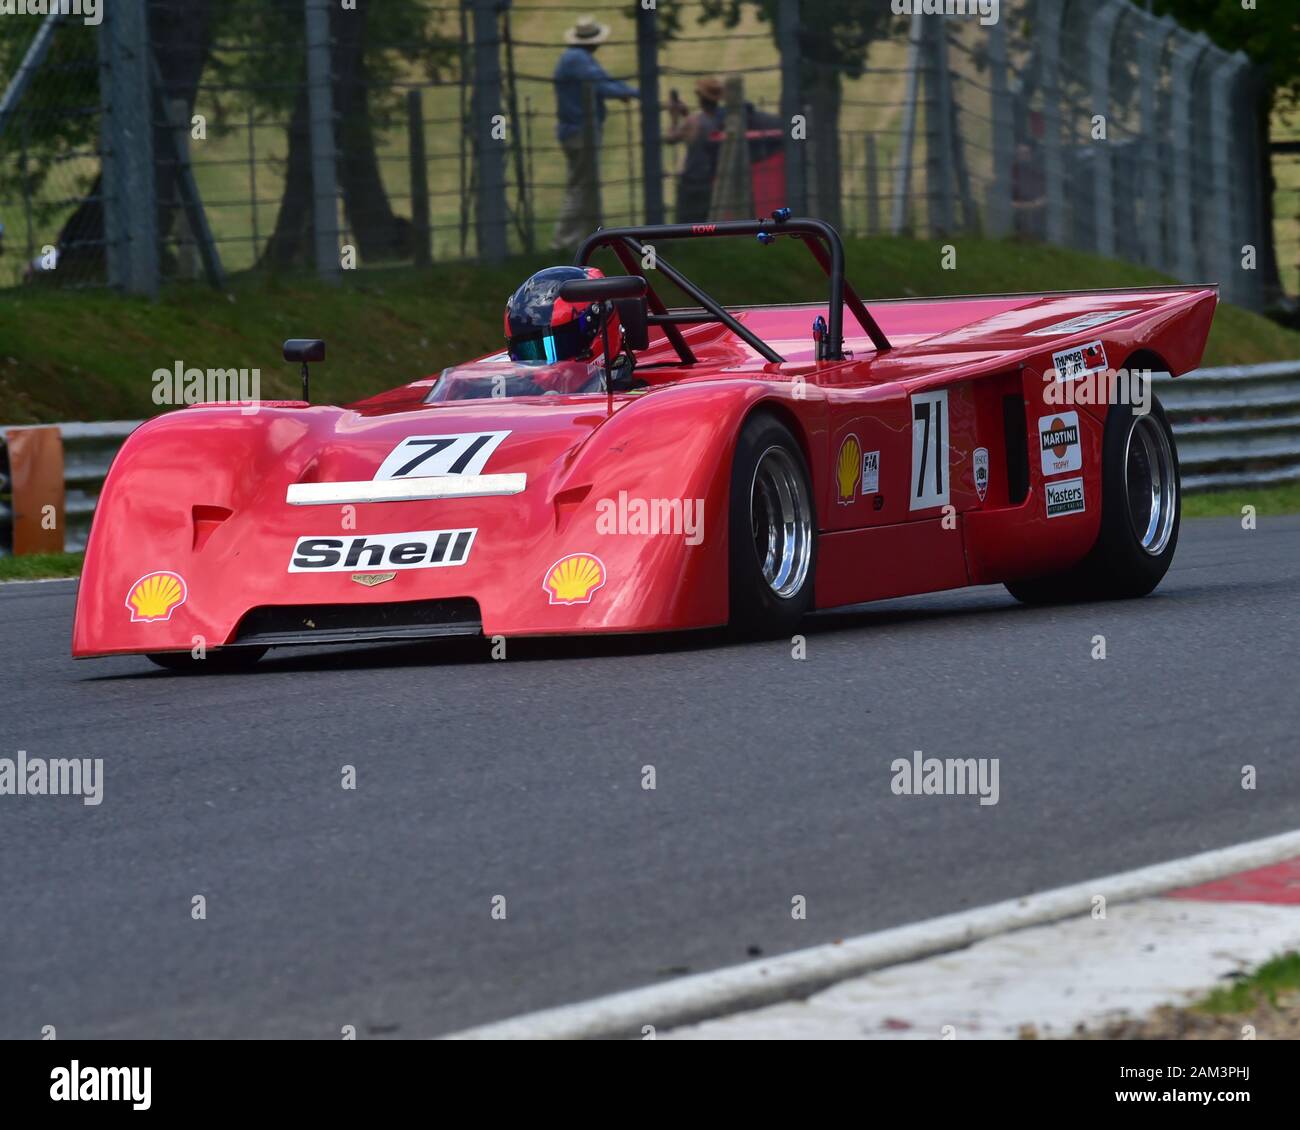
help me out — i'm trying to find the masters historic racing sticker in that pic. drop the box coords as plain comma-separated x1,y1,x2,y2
1038,411,1082,477
1044,476,1085,519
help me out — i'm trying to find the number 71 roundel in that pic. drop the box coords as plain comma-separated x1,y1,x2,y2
909,390,949,511
373,431,510,480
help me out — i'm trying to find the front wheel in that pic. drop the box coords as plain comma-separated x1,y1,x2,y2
728,412,817,638
1006,396,1180,604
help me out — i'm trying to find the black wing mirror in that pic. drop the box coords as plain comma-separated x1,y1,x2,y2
557,275,648,303
283,338,325,401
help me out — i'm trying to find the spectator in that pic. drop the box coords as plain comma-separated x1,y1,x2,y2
667,76,783,223
666,77,724,223
551,15,638,252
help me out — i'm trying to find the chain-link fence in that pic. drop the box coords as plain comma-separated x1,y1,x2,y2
0,0,1284,309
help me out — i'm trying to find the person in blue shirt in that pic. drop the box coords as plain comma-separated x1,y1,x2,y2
551,15,639,251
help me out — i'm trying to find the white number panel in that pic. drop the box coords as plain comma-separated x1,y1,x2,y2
374,431,510,480
909,389,949,511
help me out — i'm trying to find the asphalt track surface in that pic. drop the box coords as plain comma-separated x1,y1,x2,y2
1,515,1297,1038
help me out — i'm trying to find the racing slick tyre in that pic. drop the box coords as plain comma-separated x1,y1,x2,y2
147,647,268,673
1006,395,1180,604
728,411,817,638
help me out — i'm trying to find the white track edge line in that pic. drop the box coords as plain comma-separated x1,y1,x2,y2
446,828,1300,1040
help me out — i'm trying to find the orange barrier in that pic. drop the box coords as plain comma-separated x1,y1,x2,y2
4,426,66,554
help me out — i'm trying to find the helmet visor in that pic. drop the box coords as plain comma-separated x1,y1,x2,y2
508,322,594,363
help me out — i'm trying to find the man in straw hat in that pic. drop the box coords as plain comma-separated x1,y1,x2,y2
551,15,639,251
667,76,725,224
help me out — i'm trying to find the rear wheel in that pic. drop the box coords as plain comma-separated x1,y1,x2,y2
1006,396,1180,604
728,412,816,637
147,647,267,673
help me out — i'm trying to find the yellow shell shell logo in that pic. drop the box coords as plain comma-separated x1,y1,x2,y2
126,571,188,623
836,433,862,504
543,553,606,605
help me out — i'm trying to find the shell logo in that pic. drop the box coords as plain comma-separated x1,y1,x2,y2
126,570,188,623
543,553,606,606
836,433,862,505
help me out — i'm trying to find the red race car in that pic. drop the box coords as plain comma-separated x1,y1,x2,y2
72,215,1216,669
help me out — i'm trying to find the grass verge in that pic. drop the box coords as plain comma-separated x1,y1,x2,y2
1181,482,1300,518
3,236,1299,424
0,552,84,582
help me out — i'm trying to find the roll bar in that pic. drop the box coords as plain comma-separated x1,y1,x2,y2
573,215,891,364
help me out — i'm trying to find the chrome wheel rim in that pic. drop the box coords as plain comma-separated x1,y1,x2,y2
1123,413,1177,556
750,445,813,598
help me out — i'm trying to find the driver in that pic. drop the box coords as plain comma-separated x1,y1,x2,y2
504,265,642,391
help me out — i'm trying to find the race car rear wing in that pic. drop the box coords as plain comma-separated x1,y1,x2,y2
574,214,892,365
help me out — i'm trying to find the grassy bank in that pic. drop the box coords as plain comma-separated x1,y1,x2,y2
2,235,1299,425
0,552,83,582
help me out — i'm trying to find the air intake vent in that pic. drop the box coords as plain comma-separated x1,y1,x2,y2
1002,394,1030,504
233,598,481,647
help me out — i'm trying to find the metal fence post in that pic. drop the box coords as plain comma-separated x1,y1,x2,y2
471,0,508,263
1136,13,1174,270
987,15,1012,239
1209,52,1249,304
1169,31,1210,281
891,11,924,235
407,89,432,267
636,4,664,225
922,16,954,236
777,0,806,215
98,0,158,297
865,134,879,236
305,0,340,282
1038,0,1067,247
1089,1,1125,259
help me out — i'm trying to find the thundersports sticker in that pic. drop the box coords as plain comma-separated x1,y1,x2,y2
1038,411,1082,477
1050,341,1108,382
1044,476,1086,518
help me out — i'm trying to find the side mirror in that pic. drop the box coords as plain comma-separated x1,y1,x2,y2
558,275,648,303
615,297,650,351
283,338,326,364
283,338,325,401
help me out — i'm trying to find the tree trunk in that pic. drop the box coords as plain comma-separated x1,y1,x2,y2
332,2,411,261
804,69,843,232
258,84,315,270
150,0,217,260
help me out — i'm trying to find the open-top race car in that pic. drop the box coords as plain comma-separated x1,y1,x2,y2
72,214,1216,669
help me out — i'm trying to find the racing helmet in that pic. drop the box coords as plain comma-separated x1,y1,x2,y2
504,265,616,363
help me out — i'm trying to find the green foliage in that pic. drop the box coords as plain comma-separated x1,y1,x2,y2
1155,0,1300,101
